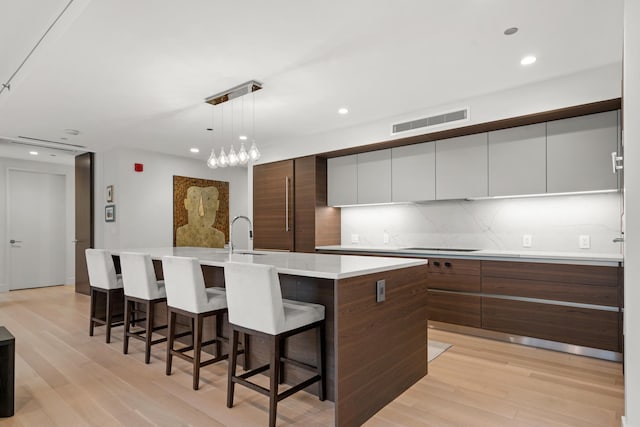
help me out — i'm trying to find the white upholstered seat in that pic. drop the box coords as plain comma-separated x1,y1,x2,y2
223,262,324,335
223,261,326,427
85,249,124,343
119,252,168,363
162,256,226,313
161,255,229,390
86,249,123,290
120,252,165,300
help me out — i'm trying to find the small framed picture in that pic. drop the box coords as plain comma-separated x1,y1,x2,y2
105,205,116,222
106,185,114,203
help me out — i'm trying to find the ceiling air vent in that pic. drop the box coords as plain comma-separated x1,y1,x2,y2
392,108,469,135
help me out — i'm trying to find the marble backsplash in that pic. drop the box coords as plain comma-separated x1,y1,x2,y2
340,192,623,254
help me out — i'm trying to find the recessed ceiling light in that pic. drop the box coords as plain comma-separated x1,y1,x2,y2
338,107,349,115
29,151,38,155
239,135,248,140
520,55,537,65
504,27,518,35
190,148,200,153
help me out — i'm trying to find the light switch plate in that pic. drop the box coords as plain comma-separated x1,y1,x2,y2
383,232,389,244
579,235,591,249
351,233,359,244
522,234,532,248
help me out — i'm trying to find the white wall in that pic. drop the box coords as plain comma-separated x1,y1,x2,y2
623,1,639,426
0,157,75,291
93,147,250,251
340,193,621,254
259,63,622,164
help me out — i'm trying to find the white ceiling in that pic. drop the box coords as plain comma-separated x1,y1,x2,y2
0,0,624,164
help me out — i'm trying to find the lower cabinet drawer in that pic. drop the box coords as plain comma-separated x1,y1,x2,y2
428,273,480,292
482,297,620,352
428,291,481,328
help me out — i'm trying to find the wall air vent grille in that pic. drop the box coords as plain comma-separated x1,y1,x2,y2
392,108,469,134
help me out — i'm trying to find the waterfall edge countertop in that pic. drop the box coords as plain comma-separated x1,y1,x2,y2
109,247,427,279
316,245,623,266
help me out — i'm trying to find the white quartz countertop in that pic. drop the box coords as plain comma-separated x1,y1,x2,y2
111,247,427,280
316,245,623,267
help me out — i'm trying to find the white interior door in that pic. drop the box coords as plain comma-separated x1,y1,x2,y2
8,170,66,290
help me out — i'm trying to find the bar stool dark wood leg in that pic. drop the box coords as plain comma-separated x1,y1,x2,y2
123,297,131,354
215,313,223,358
166,310,176,375
269,335,281,427
105,290,113,343
243,333,250,370
89,288,96,337
145,301,154,363
227,330,239,408
317,322,326,401
193,314,203,390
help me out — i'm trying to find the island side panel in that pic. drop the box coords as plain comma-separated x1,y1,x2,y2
335,264,429,427
279,274,336,400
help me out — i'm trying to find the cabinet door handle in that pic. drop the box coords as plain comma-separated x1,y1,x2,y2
285,176,289,231
611,151,623,173
444,262,452,268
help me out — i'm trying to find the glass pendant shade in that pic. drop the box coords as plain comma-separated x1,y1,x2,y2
228,145,239,166
207,149,218,169
218,147,229,167
248,141,261,161
238,143,249,165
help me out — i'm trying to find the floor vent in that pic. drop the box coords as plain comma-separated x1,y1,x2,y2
392,108,469,134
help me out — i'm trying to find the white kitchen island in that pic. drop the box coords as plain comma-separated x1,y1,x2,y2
111,247,429,427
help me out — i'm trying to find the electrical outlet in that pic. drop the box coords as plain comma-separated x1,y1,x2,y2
522,234,532,248
376,280,386,302
579,235,591,249
351,233,359,244
383,232,389,244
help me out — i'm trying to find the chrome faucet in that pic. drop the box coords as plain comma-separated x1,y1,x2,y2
229,215,253,256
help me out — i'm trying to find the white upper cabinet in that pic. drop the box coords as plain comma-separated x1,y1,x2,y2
436,133,488,200
547,111,618,193
357,149,392,204
327,154,357,206
391,143,435,202
488,123,547,197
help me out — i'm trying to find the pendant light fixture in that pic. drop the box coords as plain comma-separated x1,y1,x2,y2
204,80,262,169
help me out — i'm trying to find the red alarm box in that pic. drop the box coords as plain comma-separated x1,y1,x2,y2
134,163,143,172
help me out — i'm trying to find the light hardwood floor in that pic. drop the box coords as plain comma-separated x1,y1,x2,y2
0,286,624,427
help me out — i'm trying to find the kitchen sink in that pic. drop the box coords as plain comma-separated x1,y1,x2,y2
403,247,479,252
232,250,267,255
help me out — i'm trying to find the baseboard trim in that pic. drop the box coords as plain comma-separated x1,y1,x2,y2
429,321,623,362
0,283,9,293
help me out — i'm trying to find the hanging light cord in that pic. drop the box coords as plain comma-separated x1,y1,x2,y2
1,0,76,97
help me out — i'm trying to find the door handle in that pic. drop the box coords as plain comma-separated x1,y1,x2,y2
611,151,623,174
9,239,22,244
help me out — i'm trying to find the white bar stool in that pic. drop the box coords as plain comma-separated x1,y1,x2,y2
120,252,168,364
223,261,326,427
85,249,124,343
161,255,229,390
